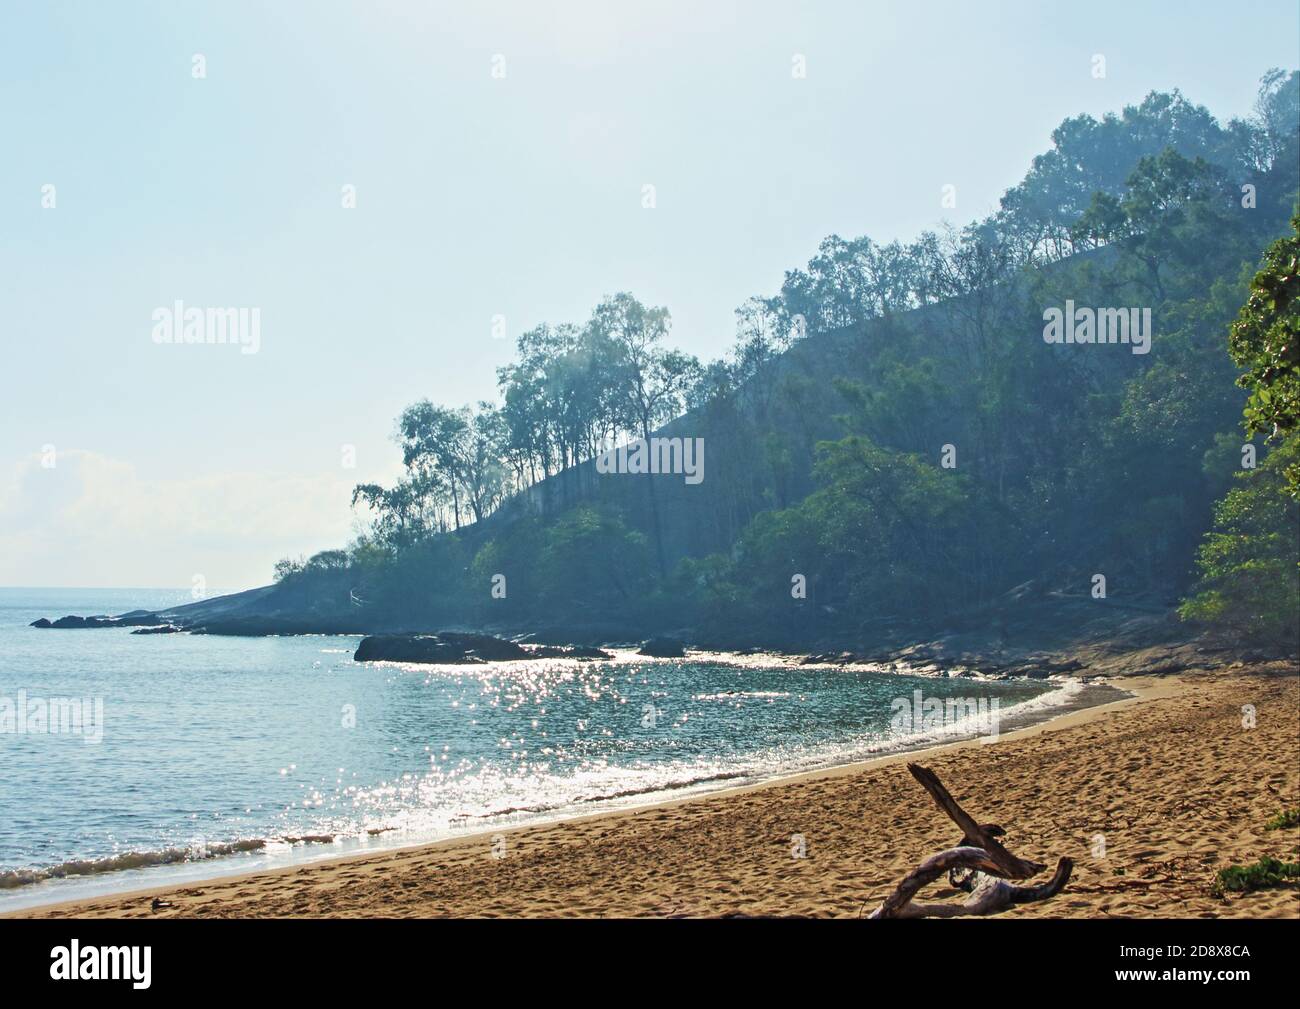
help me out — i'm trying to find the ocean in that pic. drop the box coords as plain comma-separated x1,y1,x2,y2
0,587,1077,912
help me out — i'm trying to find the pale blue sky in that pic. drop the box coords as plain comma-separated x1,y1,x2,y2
2,0,1297,588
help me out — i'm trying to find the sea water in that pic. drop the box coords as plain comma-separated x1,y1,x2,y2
0,587,1075,911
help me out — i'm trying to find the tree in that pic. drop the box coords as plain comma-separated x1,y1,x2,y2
397,401,470,528
588,293,701,574
589,293,698,441
1179,435,1299,646
460,403,510,522
1072,150,1242,301
1229,214,1300,496
1239,69,1300,177
351,477,441,546
999,88,1237,262
496,321,626,482
536,506,651,610
273,555,306,582
291,79,1296,652
305,549,350,572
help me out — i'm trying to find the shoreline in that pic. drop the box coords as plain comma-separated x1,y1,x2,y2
0,657,1109,913
6,670,1197,919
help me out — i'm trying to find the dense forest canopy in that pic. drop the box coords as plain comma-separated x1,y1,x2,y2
276,72,1300,649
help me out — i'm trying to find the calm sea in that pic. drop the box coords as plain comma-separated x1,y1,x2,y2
0,587,1072,911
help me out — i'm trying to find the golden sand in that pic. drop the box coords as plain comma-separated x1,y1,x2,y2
11,666,1298,919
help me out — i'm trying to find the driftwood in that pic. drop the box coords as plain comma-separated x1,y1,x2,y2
868,763,1073,918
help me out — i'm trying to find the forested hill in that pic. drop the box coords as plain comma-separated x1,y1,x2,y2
239,74,1300,651
476,247,1126,568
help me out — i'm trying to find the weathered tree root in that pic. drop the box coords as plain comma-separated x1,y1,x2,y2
868,763,1073,919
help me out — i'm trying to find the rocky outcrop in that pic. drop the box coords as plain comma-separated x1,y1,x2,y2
32,583,1267,681
354,634,489,664
47,615,112,629
131,625,182,635
637,636,686,658
191,617,369,637
353,632,613,664
434,632,530,661
527,644,614,659
31,613,163,629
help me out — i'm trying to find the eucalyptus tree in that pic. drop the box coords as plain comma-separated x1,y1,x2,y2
587,293,701,572
460,402,511,522
396,400,472,529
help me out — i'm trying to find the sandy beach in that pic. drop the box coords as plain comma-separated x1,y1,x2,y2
10,664,1298,919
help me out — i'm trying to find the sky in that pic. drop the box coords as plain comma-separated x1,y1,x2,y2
1,0,1297,590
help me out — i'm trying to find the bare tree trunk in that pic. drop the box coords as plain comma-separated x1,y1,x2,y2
867,763,1070,919
869,850,1073,918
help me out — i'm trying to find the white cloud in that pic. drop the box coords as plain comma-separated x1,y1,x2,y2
0,450,360,589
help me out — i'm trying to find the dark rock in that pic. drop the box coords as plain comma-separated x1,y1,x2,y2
111,612,168,627
353,634,482,664
1044,658,1084,673
49,615,111,629
527,644,613,660
192,617,367,636
637,636,686,658
353,632,617,664
33,611,166,629
435,632,529,661
131,625,181,635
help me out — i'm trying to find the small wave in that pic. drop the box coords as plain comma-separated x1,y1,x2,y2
0,667,1099,897
999,676,1084,717
868,677,1088,753
457,770,755,821
0,838,266,889
0,829,388,890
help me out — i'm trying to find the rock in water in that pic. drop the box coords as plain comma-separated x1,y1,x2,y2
433,632,529,661
353,634,495,664
637,637,686,658
32,612,165,629
353,633,613,664
527,644,614,660
49,615,108,629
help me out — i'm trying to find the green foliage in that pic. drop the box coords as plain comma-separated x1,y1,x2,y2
1179,435,1300,645
535,506,651,611
807,435,970,609
272,555,306,583
1210,856,1300,897
468,506,650,624
276,73,1300,648
688,435,973,641
389,400,509,531
1178,208,1300,647
273,549,353,585
1074,150,1245,300
1264,809,1300,830
1229,214,1300,495
305,549,349,572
